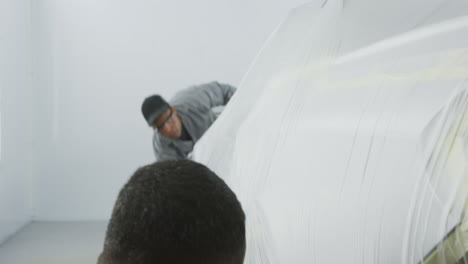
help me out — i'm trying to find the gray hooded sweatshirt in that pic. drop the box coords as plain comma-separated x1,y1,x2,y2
152,81,236,161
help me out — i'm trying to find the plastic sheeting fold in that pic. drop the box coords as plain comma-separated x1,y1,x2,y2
194,1,468,263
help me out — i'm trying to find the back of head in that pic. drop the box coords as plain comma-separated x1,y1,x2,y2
98,160,246,264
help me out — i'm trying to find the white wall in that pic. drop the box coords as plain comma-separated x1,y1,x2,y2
0,0,34,243
32,0,309,220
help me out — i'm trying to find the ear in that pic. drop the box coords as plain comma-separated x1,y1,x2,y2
171,106,180,122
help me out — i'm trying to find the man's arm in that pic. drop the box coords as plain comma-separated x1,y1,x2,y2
172,81,236,110
200,81,236,107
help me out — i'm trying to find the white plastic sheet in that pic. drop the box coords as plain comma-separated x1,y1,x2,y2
193,1,468,263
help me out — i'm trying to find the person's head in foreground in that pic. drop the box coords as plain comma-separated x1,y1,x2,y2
97,160,246,264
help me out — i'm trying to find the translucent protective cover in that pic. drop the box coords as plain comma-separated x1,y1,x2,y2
193,1,468,263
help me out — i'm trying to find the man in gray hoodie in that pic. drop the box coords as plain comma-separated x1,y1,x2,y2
141,81,236,161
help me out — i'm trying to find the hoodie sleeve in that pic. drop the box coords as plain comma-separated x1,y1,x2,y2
172,81,237,111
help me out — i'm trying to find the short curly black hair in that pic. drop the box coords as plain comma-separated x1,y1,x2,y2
97,160,246,264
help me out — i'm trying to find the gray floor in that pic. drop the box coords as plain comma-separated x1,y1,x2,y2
0,221,107,264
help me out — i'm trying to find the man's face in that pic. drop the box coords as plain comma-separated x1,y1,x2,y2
153,107,182,139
